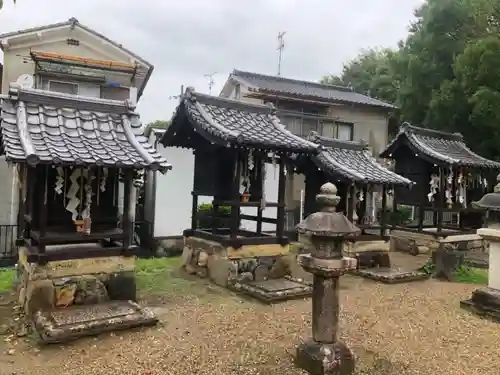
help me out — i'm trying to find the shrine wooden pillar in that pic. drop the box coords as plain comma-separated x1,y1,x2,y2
24,165,36,241
122,169,134,250
256,154,264,235
380,185,387,237
37,165,48,262
16,164,26,244
191,192,198,230
437,167,446,233
230,152,242,239
346,184,356,222
276,156,286,238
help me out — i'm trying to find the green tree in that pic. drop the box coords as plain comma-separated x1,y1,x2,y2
324,0,500,158
144,120,169,138
321,48,401,105
428,36,500,160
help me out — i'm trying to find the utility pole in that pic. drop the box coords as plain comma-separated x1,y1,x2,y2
204,72,217,95
277,31,286,76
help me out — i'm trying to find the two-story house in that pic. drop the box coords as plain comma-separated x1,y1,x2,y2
0,17,154,257
219,70,398,230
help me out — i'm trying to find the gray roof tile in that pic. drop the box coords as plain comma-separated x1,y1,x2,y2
0,84,171,172
231,70,396,109
380,123,500,168
309,132,413,185
162,87,320,153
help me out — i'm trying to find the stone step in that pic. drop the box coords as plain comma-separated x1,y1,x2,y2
354,267,430,284
32,300,158,344
229,276,312,303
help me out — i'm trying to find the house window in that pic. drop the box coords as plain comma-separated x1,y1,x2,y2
337,122,354,141
321,120,336,138
301,118,319,137
279,115,301,135
48,81,78,95
234,84,241,100
47,80,101,99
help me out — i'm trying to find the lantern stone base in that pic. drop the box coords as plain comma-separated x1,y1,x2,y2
296,339,355,375
461,288,500,322
182,236,312,302
16,246,157,343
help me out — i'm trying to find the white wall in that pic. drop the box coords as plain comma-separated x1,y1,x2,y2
0,157,15,225
240,162,279,233
153,144,210,237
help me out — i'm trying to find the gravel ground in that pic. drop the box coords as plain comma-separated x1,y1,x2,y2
0,254,498,375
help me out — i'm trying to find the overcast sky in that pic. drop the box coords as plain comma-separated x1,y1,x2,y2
0,0,424,124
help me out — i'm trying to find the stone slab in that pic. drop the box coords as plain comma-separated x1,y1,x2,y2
354,267,429,284
461,298,500,323
33,300,158,344
229,276,312,303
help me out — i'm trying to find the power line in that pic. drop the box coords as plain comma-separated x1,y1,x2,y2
277,31,286,76
204,72,217,95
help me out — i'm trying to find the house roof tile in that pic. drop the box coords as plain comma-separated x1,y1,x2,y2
231,70,396,109
309,132,413,185
161,87,320,154
0,84,171,172
380,123,500,168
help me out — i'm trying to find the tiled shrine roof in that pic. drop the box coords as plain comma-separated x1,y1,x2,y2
309,132,413,186
230,69,396,109
161,87,320,154
380,123,500,168
0,84,171,172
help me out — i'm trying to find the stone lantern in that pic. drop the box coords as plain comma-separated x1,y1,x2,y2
295,182,360,375
461,174,500,320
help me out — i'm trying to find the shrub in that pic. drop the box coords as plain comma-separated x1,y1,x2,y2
197,203,234,228
377,205,412,225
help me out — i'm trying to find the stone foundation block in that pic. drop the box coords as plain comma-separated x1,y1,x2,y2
296,339,355,375
207,254,232,288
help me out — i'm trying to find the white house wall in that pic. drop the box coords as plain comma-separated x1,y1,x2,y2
240,162,279,233
153,144,210,238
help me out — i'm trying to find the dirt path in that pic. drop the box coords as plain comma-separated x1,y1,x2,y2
0,271,497,375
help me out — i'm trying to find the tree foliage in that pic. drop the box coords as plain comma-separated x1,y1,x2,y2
324,0,500,160
144,120,169,138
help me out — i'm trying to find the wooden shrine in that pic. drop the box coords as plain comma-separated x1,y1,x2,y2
0,83,170,342
380,123,500,271
161,87,319,302
295,132,428,283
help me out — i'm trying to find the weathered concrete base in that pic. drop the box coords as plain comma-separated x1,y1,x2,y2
354,267,429,284
229,275,312,303
296,339,355,375
16,246,156,342
182,236,308,301
390,229,485,257
461,287,500,322
390,229,487,280
33,300,158,344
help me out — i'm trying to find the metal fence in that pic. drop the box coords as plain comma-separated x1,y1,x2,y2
0,225,18,268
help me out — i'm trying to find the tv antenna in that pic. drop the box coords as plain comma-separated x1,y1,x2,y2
204,72,217,95
277,31,286,76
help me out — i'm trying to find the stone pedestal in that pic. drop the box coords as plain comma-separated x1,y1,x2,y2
461,228,500,321
296,253,357,375
16,246,157,343
181,236,311,302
